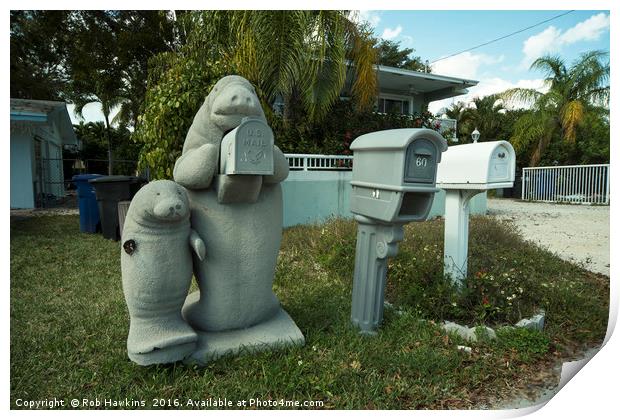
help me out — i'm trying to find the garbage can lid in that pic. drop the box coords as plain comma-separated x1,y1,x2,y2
88,175,147,184
72,174,104,181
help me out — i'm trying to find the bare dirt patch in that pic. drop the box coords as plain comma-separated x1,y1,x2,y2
487,198,610,276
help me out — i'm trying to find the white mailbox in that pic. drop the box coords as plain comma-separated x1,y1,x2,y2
436,141,516,286
436,140,516,189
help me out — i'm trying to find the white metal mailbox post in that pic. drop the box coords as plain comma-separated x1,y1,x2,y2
436,141,516,286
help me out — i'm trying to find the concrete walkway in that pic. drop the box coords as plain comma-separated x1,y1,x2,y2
487,198,610,276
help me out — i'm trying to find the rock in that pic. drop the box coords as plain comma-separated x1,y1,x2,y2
457,345,472,353
515,311,545,331
442,321,497,342
442,321,477,342
470,325,497,341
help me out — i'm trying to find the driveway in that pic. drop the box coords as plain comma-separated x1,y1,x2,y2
487,198,610,276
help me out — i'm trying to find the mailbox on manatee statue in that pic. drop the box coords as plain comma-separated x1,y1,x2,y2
349,128,448,334
435,140,516,286
220,117,275,176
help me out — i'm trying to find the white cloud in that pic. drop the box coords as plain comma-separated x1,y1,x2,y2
431,52,504,80
382,25,402,40
521,12,609,67
522,26,563,66
560,12,610,44
428,77,546,115
353,10,380,28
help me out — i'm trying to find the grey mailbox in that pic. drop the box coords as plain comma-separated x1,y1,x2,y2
220,117,275,175
350,128,446,223
349,128,448,334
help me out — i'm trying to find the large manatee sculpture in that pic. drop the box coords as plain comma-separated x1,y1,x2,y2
174,75,304,362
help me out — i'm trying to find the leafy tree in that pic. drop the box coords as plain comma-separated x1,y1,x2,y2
184,10,378,122
136,10,379,178
502,50,609,166
374,39,427,72
442,96,507,144
459,95,506,142
10,10,71,100
64,11,175,175
135,53,230,179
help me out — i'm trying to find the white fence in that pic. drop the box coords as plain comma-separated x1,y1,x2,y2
285,153,353,171
522,164,610,204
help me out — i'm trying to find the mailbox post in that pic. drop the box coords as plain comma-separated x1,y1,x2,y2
436,141,516,286
349,128,448,334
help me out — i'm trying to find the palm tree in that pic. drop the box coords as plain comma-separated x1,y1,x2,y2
459,95,506,142
501,50,609,166
184,10,377,122
443,96,506,143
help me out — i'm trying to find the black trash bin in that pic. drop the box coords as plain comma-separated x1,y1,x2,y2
89,176,147,240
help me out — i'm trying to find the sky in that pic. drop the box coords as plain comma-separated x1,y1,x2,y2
67,9,610,124
355,10,610,114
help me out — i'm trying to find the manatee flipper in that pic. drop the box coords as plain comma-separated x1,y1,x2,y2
189,229,206,261
263,145,290,185
173,143,219,190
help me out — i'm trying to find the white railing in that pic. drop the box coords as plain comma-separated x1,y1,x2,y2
522,164,610,205
285,153,353,171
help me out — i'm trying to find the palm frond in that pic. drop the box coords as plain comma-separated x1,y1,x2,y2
499,88,543,109
559,100,585,143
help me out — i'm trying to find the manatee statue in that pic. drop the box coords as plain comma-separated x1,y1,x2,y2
120,180,206,365
173,75,303,362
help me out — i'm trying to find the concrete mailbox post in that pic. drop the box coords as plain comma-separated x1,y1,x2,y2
349,128,448,333
436,141,516,286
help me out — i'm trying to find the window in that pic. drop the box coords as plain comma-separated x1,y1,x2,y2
377,98,410,115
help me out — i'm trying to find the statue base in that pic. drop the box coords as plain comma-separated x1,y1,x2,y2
184,308,304,364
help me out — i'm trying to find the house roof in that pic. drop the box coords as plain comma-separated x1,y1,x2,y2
376,65,478,102
10,98,78,146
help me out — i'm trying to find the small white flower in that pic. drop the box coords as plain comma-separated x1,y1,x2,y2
298,360,303,366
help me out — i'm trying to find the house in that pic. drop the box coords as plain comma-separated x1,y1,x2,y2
343,64,479,139
370,65,477,114
10,99,79,209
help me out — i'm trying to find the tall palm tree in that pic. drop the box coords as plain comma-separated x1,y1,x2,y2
501,50,609,166
185,10,377,122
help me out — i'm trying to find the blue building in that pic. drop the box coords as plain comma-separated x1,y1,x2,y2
10,99,79,209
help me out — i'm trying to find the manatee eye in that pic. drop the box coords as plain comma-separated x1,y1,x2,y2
156,193,160,196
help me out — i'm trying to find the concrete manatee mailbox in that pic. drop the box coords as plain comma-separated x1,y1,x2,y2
172,75,303,363
349,128,448,333
436,140,516,285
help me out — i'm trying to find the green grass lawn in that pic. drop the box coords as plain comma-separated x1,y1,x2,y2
10,214,608,409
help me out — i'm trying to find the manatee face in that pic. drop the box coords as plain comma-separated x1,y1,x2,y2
208,75,265,134
131,180,190,224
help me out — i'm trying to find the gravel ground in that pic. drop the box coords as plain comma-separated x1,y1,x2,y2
487,198,610,276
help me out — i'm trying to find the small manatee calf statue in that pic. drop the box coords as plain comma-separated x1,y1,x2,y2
173,75,304,362
120,180,206,366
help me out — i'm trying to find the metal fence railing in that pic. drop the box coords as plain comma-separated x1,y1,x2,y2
35,158,139,208
285,153,353,171
522,164,610,205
